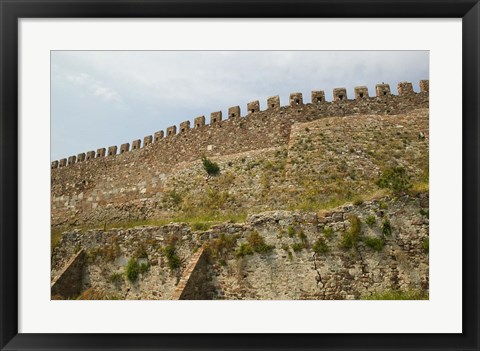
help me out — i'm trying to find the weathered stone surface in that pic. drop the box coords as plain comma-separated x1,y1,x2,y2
51,195,428,300
51,249,86,299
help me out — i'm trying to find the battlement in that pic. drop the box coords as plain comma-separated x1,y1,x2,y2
51,80,428,168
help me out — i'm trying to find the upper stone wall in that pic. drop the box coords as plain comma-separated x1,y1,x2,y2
51,81,428,229
51,80,429,169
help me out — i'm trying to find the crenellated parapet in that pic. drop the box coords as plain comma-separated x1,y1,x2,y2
194,116,206,128
179,121,190,133
97,148,105,158
289,93,303,106
333,88,347,101
210,111,222,124
51,80,428,168
267,95,280,109
228,106,241,118
166,125,177,137
311,91,325,104
247,101,260,114
108,146,117,156
354,86,369,99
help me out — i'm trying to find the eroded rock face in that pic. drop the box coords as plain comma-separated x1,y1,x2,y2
51,83,429,300
52,194,428,300
50,106,428,231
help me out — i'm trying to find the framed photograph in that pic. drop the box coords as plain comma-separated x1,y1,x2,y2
1,1,478,350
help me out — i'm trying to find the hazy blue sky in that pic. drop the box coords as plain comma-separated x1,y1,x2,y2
51,51,429,161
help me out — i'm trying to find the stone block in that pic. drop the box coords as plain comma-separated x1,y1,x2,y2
311,91,325,104
289,93,303,106
143,135,153,146
132,139,141,150
107,146,117,156
247,100,260,113
96,148,106,158
333,88,347,101
77,153,86,162
194,116,206,128
154,131,164,142
86,151,96,160
228,106,241,118
267,95,280,109
120,143,130,154
419,80,429,93
354,86,369,99
210,111,222,124
67,156,76,165
398,82,414,95
166,125,177,137
179,121,191,133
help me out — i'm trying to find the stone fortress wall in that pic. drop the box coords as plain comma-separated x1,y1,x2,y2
51,81,429,229
51,194,429,300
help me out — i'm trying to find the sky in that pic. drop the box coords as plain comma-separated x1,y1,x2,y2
51,51,429,161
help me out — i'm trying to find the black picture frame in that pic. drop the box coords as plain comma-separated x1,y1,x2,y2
1,1,479,350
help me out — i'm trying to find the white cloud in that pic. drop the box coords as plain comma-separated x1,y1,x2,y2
66,72,122,103
51,51,429,160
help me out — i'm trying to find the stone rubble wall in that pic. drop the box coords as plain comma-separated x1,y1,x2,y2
51,249,86,299
52,194,428,300
172,247,213,300
51,102,428,231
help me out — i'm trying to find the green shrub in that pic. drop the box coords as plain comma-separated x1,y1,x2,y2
313,238,329,253
323,226,333,238
382,219,392,236
365,215,376,227
287,225,295,237
340,215,361,250
247,231,274,253
169,190,182,206
163,245,180,270
193,222,210,231
297,230,308,244
201,156,220,176
291,242,304,252
207,233,238,260
139,262,150,274
376,166,412,194
353,197,364,206
422,238,429,253
125,258,140,283
362,289,428,300
109,272,123,286
419,208,429,217
236,243,253,257
363,237,385,251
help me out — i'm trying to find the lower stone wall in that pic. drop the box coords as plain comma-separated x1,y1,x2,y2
51,193,428,300
51,249,86,299
172,247,213,300
210,193,429,300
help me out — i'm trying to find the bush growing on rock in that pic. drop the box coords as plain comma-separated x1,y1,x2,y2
236,243,253,257
340,215,362,250
363,236,385,251
201,156,220,176
313,238,329,253
376,166,412,194
125,258,140,283
163,244,180,270
247,231,274,253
